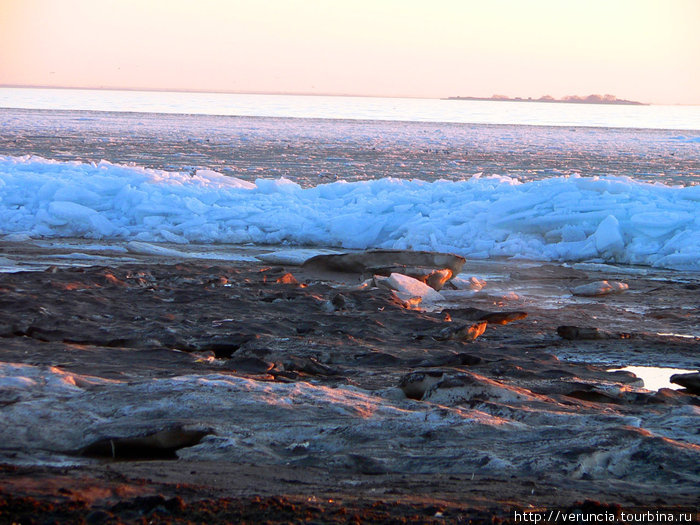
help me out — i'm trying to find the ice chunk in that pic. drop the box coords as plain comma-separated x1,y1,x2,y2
375,273,445,303
451,276,486,291
593,215,624,255
48,201,99,222
571,280,629,296
257,249,342,266
126,241,189,257
195,169,255,189
3,233,32,242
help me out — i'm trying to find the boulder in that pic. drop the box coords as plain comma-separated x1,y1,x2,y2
435,321,488,342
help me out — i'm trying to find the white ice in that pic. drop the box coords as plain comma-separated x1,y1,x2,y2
571,280,629,296
1,156,699,271
256,248,343,265
375,272,445,303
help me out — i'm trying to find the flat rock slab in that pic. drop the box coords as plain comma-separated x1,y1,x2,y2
302,249,466,275
670,372,700,393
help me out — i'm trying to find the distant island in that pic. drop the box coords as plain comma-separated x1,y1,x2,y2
446,94,647,105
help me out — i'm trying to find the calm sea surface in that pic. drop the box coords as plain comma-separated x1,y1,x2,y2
1,87,699,131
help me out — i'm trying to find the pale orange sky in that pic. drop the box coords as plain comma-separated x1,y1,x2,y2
1,0,698,104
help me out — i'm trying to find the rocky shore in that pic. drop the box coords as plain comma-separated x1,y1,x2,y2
0,241,698,523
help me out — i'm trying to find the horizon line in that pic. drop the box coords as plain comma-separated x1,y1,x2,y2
0,83,696,107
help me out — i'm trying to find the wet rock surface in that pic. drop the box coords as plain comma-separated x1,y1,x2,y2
0,246,699,521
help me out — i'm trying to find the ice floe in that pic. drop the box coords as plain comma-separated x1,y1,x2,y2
1,156,699,271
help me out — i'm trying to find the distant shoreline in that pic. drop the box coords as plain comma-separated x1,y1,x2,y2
1,85,648,105
446,94,647,106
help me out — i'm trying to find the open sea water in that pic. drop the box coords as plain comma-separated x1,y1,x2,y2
1,87,700,130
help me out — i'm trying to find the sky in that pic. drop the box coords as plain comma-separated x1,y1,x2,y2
1,0,698,105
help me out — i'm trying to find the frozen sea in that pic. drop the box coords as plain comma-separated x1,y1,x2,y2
0,88,699,270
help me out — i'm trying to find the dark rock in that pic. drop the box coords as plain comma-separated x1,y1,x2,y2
539,368,576,379
434,321,487,342
354,352,401,366
670,372,700,394
111,495,168,513
565,390,622,404
147,505,170,517
225,357,275,374
478,311,528,325
79,425,212,460
283,356,338,376
25,325,69,342
557,326,606,340
302,249,466,275
331,293,353,310
557,326,632,340
86,510,113,524
418,353,482,367
652,388,700,405
295,323,315,335
0,323,17,337
193,334,256,358
453,353,482,366
490,363,536,379
442,307,490,320
444,308,527,325
345,453,389,475
399,370,446,399
608,370,644,386
273,370,300,381
243,346,273,357
259,292,286,302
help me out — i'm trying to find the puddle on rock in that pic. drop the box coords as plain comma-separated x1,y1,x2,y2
610,366,698,391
